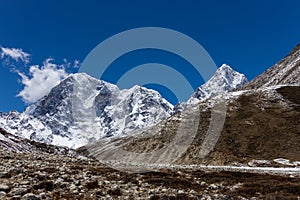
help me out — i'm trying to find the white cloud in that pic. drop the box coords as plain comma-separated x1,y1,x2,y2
73,59,80,68
62,58,80,68
0,46,30,64
17,58,68,104
0,44,80,104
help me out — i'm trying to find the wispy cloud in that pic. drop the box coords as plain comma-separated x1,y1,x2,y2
62,58,81,69
16,58,69,104
0,44,80,104
73,59,80,68
0,46,30,64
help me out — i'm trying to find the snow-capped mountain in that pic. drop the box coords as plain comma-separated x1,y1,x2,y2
187,64,248,105
0,65,248,149
242,43,300,89
0,73,173,148
0,111,53,143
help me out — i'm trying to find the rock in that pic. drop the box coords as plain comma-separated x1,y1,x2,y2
0,191,6,198
9,168,24,176
35,172,46,181
0,172,11,178
0,184,10,192
69,183,76,190
10,195,22,200
9,187,29,196
22,193,40,200
38,181,54,192
39,192,47,199
208,184,219,190
61,174,68,179
74,180,80,186
54,177,64,184
20,181,30,185
72,190,79,194
178,189,184,194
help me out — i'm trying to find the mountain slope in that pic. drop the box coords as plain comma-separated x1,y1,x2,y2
80,46,300,168
241,43,300,89
81,86,300,168
187,64,248,105
0,128,77,155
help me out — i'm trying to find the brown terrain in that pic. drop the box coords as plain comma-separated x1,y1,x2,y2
0,148,299,200
195,86,300,165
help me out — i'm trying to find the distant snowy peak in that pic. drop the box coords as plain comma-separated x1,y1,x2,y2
241,43,300,89
187,64,248,105
215,64,248,88
2,73,174,148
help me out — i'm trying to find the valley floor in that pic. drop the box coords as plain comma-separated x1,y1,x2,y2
0,149,299,200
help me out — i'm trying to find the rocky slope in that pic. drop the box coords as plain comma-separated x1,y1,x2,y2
241,43,300,89
0,128,77,156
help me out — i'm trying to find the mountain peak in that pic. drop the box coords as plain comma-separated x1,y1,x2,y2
216,64,245,78
67,73,106,86
68,72,95,79
217,64,234,72
187,64,248,104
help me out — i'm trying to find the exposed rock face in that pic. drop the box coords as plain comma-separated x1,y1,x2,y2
241,43,300,89
0,73,174,148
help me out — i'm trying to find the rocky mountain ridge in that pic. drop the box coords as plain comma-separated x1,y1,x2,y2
241,43,300,89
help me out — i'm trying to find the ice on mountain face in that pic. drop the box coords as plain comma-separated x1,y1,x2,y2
104,85,173,136
187,64,248,105
0,73,174,149
0,111,53,143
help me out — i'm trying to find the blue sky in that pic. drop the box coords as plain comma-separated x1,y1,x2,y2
0,0,300,112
